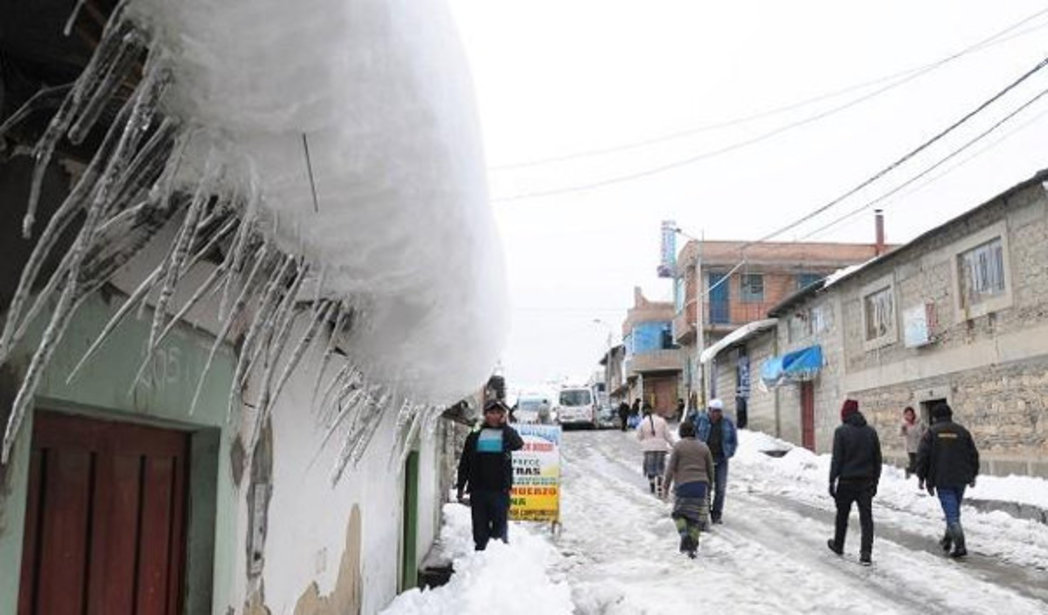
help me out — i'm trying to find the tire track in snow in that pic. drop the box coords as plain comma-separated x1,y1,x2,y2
555,430,1048,615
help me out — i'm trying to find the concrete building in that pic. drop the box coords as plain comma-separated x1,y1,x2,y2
674,239,886,410
622,287,684,416
598,343,627,406
712,170,1048,478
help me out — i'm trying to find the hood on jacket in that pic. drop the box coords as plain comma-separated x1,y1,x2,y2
844,411,868,428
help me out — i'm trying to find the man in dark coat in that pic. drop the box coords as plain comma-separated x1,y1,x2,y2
618,401,631,432
916,402,979,558
827,399,882,566
456,400,525,550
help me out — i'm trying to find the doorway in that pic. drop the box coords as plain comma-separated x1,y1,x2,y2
18,411,189,615
918,398,946,426
800,381,815,451
400,449,420,592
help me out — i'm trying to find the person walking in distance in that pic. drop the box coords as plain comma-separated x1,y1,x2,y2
456,400,525,550
662,421,715,558
637,403,674,496
694,398,737,524
900,406,926,479
827,399,882,566
618,400,631,432
916,402,980,558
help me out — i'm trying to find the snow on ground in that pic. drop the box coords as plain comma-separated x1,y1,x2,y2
385,428,1048,615
381,504,572,614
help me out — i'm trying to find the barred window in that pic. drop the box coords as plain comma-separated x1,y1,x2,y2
958,237,1006,308
864,286,894,342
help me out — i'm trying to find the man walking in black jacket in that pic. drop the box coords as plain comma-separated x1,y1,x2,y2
827,399,882,566
916,402,979,558
456,399,525,550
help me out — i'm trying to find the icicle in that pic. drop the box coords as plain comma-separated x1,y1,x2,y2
149,261,228,354
2,283,79,463
309,301,348,409
64,260,165,383
67,28,146,146
147,159,214,349
265,300,333,411
0,84,72,142
225,254,295,419
394,406,425,470
247,299,330,451
187,241,271,416
219,211,255,319
22,5,135,238
0,90,136,362
315,362,354,423
63,0,88,36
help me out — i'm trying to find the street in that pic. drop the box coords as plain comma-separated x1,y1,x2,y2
549,428,1048,614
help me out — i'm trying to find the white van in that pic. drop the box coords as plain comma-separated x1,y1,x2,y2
554,386,597,428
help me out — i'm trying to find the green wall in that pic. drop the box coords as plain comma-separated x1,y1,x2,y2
0,290,238,613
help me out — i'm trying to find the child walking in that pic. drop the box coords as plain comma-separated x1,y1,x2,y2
663,421,715,558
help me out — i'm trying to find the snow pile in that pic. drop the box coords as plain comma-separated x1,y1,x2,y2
0,0,505,464
381,505,573,615
735,430,1048,510
130,0,506,404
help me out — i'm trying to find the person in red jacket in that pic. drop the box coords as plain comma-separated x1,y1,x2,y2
456,400,524,550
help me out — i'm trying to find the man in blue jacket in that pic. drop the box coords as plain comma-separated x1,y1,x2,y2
694,398,737,524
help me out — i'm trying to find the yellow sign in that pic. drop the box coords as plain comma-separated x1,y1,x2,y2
509,424,561,522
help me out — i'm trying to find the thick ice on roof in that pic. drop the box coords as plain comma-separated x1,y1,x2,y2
130,0,507,403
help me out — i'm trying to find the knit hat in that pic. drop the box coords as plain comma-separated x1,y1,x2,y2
709,398,724,411
931,402,953,420
840,399,859,422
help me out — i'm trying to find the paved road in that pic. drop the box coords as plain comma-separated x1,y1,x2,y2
551,429,1048,615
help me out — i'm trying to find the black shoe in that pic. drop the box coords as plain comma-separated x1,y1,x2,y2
687,549,697,559
827,539,843,556
711,516,723,525
649,481,656,494
859,553,872,566
949,547,968,559
679,536,688,553
939,532,952,553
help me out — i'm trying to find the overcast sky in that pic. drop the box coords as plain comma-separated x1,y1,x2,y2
447,0,1048,391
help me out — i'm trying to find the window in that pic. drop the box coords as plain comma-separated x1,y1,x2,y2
559,389,592,406
674,277,686,313
864,286,894,342
796,273,822,290
810,304,829,335
957,237,1006,308
788,313,809,342
740,274,764,303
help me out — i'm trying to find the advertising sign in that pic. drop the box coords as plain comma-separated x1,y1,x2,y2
509,424,561,522
657,220,677,278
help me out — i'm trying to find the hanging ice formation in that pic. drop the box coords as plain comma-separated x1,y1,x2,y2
0,0,508,478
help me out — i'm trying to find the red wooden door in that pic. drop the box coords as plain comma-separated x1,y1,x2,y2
18,411,189,615
800,381,815,451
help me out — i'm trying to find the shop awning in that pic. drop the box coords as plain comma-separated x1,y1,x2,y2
760,345,823,387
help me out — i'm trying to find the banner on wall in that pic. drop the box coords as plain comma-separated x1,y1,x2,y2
509,424,561,523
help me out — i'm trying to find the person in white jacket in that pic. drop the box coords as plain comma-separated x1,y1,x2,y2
636,404,675,496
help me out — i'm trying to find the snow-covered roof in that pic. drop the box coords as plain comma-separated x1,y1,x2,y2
700,318,778,364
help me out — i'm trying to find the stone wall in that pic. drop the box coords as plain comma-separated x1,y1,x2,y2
832,178,1048,476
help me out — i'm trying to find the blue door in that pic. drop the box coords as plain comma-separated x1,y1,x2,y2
708,272,730,324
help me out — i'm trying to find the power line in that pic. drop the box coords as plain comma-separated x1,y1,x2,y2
797,82,1048,241
741,55,1048,247
489,7,1048,172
